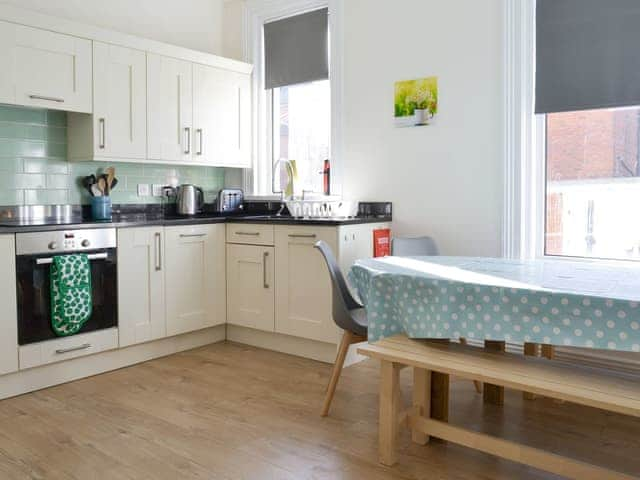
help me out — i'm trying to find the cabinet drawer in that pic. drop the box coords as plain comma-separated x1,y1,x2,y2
19,328,119,370
227,223,274,245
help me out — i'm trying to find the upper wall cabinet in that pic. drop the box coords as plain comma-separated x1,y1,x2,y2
0,21,92,113
193,64,251,168
68,43,147,162
147,53,194,163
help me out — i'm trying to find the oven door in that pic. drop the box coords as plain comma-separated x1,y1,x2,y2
16,248,118,345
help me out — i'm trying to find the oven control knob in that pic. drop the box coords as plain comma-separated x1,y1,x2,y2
81,239,90,248
48,241,58,250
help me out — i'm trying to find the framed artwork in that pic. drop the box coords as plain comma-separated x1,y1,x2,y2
394,76,438,127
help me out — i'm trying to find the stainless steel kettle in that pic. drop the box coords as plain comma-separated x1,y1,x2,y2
176,184,204,215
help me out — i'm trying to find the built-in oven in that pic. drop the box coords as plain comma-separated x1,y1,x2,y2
15,228,118,345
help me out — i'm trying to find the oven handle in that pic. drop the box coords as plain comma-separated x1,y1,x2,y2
36,252,109,265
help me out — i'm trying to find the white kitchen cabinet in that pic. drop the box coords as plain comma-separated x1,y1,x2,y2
147,53,193,163
227,244,274,332
0,235,18,375
3,22,92,112
193,64,251,167
165,224,225,336
274,226,340,344
69,43,147,162
117,227,166,347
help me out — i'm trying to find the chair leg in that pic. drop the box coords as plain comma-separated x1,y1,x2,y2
321,330,361,417
459,337,482,394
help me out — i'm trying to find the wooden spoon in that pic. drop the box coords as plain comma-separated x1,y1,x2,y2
106,167,115,192
98,177,107,196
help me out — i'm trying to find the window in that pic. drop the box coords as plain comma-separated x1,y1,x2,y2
545,107,640,261
271,80,330,193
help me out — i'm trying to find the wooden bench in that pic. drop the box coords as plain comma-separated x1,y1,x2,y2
358,334,640,480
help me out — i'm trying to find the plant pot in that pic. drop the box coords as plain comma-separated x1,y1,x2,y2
414,108,431,125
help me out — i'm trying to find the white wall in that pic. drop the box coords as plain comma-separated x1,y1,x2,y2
0,0,226,54
341,0,505,256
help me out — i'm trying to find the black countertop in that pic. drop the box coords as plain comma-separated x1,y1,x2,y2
0,213,392,234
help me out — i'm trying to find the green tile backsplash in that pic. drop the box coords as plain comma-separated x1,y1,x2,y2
0,105,226,205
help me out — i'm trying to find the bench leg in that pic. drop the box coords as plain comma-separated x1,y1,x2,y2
523,342,539,400
412,367,432,445
379,360,401,466
483,340,505,405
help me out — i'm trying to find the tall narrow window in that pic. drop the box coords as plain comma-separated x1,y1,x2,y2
264,8,330,195
536,0,640,261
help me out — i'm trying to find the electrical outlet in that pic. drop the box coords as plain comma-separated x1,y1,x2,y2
137,183,151,197
152,184,164,197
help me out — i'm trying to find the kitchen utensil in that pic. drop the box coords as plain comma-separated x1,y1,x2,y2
97,177,107,196
82,175,96,196
106,167,115,192
91,184,102,197
176,184,204,215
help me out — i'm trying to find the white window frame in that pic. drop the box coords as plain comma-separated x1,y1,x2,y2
504,0,544,260
241,0,343,198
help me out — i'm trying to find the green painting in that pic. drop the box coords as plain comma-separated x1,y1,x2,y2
394,76,438,127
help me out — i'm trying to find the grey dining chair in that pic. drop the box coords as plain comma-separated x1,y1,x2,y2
314,240,368,417
391,235,439,256
392,235,482,394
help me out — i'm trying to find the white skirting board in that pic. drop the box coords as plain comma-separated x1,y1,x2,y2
0,325,225,401
226,324,366,367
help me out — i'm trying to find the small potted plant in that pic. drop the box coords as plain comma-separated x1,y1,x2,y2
407,88,434,126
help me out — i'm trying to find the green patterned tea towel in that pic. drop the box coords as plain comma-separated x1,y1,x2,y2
50,254,92,336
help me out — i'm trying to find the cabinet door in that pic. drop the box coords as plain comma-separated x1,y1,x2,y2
117,228,166,347
0,235,18,375
147,53,193,162
275,226,339,343
193,64,250,167
227,244,274,332
165,224,225,336
13,24,92,113
93,42,147,160
0,22,15,104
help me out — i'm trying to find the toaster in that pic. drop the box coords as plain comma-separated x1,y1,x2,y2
215,188,244,213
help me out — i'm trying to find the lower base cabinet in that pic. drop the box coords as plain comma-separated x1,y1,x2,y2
0,235,18,375
275,226,339,344
165,224,226,336
118,227,166,347
226,243,275,331
226,222,389,345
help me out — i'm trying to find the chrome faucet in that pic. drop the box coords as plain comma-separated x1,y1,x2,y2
272,159,295,216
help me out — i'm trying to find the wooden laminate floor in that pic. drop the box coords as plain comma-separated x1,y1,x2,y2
0,341,639,479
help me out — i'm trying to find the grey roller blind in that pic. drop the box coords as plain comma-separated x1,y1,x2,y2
536,0,640,114
264,8,328,89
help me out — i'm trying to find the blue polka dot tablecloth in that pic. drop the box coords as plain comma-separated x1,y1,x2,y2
349,256,640,352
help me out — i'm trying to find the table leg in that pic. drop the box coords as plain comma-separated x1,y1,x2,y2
430,372,450,422
483,340,505,405
379,360,401,466
541,344,555,359
412,367,431,445
523,342,539,400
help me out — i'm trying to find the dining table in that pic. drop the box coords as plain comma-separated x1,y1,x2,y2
349,256,640,353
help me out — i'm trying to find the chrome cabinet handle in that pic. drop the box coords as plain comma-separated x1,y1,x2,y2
196,128,203,155
36,253,108,265
154,232,162,271
288,234,317,239
263,251,269,289
184,127,191,154
56,343,91,354
179,233,206,238
29,94,64,103
236,231,260,236
99,118,106,149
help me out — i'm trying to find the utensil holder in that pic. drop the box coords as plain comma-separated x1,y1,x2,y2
91,196,112,221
